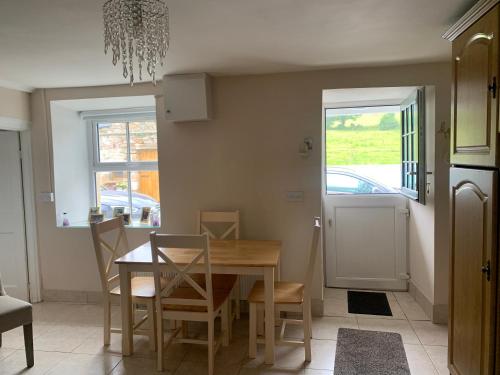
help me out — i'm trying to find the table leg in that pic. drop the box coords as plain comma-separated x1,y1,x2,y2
119,264,133,356
264,267,275,364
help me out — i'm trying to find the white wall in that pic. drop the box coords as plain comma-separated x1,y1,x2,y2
50,102,91,224
0,86,31,130
30,64,451,313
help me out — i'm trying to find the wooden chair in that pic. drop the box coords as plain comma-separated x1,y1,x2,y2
90,217,158,350
197,210,241,321
150,232,231,375
248,217,321,362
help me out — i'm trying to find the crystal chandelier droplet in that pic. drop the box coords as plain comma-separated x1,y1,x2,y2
103,0,169,85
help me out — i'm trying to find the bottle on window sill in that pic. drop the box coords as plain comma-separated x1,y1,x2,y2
62,212,70,227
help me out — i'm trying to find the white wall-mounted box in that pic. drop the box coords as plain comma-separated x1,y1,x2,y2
162,73,212,122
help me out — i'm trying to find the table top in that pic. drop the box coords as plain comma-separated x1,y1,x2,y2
115,239,281,267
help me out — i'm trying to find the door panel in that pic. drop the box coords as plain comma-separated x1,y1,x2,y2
451,5,499,166
0,131,29,301
449,168,496,375
324,195,408,290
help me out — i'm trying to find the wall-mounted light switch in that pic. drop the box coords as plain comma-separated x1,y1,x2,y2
286,191,304,202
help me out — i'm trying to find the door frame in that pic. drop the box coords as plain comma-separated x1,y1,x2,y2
20,131,42,302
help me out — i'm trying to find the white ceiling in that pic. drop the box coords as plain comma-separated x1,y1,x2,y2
0,0,475,91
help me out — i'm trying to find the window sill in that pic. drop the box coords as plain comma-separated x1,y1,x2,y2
56,220,160,229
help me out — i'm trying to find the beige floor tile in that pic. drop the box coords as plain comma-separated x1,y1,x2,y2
404,344,438,375
303,339,336,371
357,318,420,344
424,345,448,375
33,324,96,353
45,352,121,375
239,367,304,375
1,324,54,350
394,292,430,321
410,321,448,346
72,328,159,359
0,349,69,375
323,298,355,318
242,343,306,370
311,317,358,340
110,356,174,374
304,370,333,375
174,359,241,375
184,335,248,367
0,346,16,361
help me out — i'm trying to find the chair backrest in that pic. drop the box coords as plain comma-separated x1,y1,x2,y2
150,232,214,313
197,210,240,240
304,217,321,298
90,217,130,294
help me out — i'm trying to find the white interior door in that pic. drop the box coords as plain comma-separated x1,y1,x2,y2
324,194,408,290
0,131,29,300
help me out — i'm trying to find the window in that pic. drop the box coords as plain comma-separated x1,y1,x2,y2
400,88,425,203
325,105,402,195
91,116,160,223
324,87,426,203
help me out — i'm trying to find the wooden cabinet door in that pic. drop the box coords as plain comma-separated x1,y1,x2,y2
449,168,497,375
451,5,499,167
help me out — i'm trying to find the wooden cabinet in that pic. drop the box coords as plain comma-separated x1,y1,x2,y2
449,168,497,375
450,5,499,167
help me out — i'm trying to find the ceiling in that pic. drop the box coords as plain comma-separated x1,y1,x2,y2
0,0,475,91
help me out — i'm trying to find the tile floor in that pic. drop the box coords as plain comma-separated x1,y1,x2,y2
0,289,448,374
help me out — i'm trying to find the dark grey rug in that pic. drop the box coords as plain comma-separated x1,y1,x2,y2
334,328,411,375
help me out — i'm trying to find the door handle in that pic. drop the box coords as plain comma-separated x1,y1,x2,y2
488,77,497,99
328,218,332,227
481,261,491,281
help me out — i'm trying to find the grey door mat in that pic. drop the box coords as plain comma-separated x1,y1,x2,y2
334,328,411,375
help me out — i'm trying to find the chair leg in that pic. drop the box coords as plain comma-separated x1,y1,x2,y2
303,303,312,362
147,300,157,351
257,306,264,336
208,318,215,375
234,277,241,319
103,297,111,346
23,323,34,368
0,332,2,347
221,301,229,346
156,307,164,372
249,302,257,358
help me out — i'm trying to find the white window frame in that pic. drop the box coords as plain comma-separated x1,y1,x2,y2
86,110,158,215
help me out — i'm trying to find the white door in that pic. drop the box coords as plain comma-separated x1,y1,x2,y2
324,193,408,290
0,131,29,300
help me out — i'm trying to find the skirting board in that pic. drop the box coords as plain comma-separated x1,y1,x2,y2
42,289,325,317
408,281,448,324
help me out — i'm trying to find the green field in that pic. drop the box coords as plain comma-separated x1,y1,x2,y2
325,112,401,166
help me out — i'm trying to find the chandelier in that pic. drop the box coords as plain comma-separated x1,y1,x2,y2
103,0,169,85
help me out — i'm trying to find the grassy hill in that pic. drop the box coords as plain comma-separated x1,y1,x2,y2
325,112,401,166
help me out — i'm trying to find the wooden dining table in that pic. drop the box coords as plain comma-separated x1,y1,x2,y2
114,239,281,364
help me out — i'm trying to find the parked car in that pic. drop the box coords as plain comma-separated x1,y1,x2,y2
326,168,397,194
99,190,160,220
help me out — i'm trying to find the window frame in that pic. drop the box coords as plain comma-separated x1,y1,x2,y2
87,111,159,216
400,88,426,204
